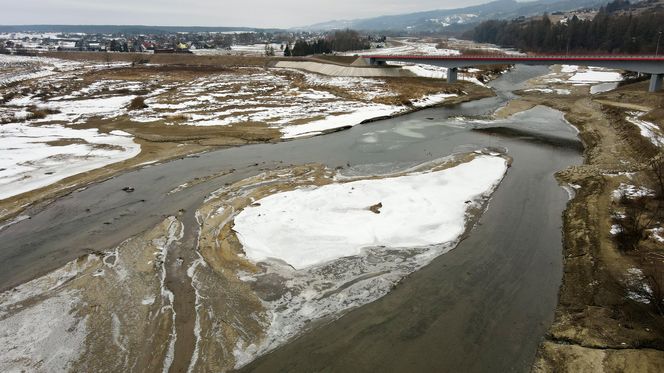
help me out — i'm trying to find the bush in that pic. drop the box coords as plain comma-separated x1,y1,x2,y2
27,106,60,119
128,96,148,111
614,195,650,251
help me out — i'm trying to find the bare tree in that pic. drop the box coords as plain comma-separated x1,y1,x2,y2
104,52,112,67
615,195,652,251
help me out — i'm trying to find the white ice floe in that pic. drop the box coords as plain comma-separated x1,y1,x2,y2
400,64,488,86
590,82,619,94
233,155,508,269
626,111,664,147
410,93,458,107
280,105,402,139
0,124,140,200
524,88,571,95
560,65,579,73
568,68,622,84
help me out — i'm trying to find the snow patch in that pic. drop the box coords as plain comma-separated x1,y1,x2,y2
234,155,508,269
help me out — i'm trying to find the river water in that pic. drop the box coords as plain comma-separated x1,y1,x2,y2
0,65,582,372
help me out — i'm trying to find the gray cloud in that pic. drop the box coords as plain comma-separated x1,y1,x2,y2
2,0,493,28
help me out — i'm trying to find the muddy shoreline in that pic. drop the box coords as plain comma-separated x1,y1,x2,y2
487,77,664,370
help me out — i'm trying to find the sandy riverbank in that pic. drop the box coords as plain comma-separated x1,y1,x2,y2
492,66,664,371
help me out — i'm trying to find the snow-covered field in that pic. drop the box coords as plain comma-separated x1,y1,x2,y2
0,54,81,87
0,125,140,199
128,69,407,137
192,43,283,56
345,39,460,57
539,64,623,94
1,55,141,200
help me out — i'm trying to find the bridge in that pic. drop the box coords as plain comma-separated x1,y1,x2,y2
366,55,664,92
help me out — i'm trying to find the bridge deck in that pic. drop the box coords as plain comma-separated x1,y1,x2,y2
367,54,664,91
367,54,664,62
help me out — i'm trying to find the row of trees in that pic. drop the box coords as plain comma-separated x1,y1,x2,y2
467,3,664,53
284,30,371,56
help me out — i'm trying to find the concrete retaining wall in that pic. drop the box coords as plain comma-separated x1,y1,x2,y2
274,60,418,78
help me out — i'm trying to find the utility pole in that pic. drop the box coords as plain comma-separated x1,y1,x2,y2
657,31,663,56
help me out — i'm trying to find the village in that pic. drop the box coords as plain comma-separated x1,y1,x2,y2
0,29,388,56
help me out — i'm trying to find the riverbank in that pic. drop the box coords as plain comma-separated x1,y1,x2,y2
0,52,493,226
495,70,664,370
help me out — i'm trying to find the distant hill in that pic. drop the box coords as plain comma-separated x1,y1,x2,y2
0,25,281,34
301,0,610,33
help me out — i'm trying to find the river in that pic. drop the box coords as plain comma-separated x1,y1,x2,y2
0,65,582,372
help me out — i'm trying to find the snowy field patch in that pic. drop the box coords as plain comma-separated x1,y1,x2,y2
234,155,508,269
524,88,571,95
0,124,140,200
280,105,402,138
568,67,623,84
410,93,458,107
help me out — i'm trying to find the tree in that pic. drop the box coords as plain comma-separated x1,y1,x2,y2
264,43,275,56
284,43,291,57
468,8,664,54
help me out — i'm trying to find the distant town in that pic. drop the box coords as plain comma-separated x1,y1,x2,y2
0,29,387,56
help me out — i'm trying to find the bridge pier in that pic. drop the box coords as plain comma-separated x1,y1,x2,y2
448,67,458,83
650,74,663,92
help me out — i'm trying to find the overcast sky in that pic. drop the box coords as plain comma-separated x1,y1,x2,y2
2,0,497,28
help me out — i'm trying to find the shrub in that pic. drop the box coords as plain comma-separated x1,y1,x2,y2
128,96,148,111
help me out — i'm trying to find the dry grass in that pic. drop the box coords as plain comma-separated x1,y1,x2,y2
127,96,148,111
45,138,88,146
27,106,61,119
43,51,271,68
459,48,508,56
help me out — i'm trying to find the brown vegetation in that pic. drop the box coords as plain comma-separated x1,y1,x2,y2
127,96,148,111
27,106,61,119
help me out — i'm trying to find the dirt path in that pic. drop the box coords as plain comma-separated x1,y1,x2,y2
165,210,200,372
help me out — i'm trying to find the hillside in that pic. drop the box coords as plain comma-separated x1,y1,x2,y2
302,0,609,33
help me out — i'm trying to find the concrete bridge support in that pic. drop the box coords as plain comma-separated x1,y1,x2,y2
650,74,663,92
448,67,458,83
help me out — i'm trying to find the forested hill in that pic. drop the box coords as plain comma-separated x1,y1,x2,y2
467,0,664,54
